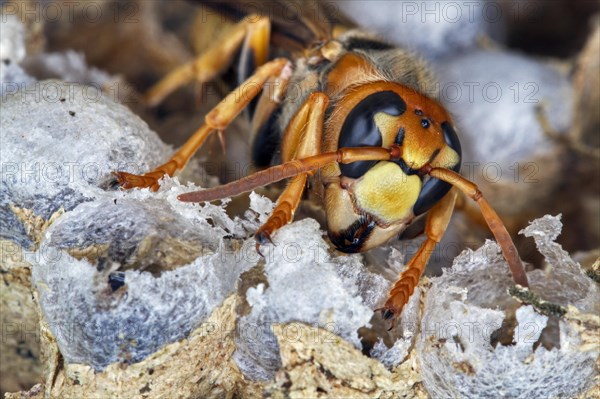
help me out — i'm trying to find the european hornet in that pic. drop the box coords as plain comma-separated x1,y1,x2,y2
115,2,528,323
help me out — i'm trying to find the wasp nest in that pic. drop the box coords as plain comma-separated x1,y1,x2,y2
419,215,599,398
3,3,598,399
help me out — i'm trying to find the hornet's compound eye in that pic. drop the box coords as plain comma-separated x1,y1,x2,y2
412,122,462,216
441,122,462,160
339,91,406,178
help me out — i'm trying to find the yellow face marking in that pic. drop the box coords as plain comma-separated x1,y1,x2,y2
432,146,460,169
373,112,401,148
353,162,421,223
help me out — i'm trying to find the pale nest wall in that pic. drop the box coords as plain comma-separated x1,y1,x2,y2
2,3,598,398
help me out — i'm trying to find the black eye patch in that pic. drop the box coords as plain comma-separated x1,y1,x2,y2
442,122,462,159
339,91,406,178
412,122,462,216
